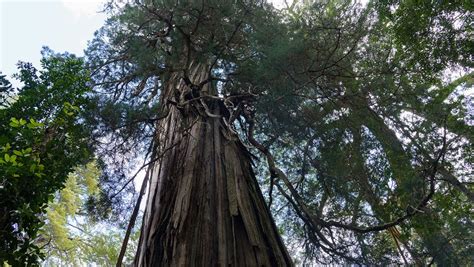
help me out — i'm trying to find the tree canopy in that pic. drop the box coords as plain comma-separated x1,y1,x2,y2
1,0,472,265
0,50,94,264
84,0,472,265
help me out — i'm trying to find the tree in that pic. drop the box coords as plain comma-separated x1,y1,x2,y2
40,161,139,266
86,0,472,265
0,50,94,265
88,1,292,265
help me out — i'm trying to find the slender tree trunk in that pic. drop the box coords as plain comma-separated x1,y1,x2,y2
134,63,292,266
359,108,460,266
352,129,422,265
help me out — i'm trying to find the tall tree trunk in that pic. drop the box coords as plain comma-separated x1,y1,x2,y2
134,64,292,266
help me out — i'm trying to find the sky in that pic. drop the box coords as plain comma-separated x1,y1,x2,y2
0,0,288,81
0,0,107,79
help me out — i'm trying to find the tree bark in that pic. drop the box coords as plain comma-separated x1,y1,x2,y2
134,64,292,266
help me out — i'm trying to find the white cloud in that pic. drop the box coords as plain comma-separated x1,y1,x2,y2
60,0,105,18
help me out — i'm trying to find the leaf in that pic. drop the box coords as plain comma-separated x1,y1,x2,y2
13,150,22,156
28,118,44,128
9,118,19,127
22,148,32,157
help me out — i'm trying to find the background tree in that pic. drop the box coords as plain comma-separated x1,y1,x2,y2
250,1,473,264
0,49,94,265
40,161,139,266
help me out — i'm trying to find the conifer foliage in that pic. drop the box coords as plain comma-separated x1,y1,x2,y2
1,0,472,265
86,1,472,265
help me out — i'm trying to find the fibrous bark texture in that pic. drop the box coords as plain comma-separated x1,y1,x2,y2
134,65,292,266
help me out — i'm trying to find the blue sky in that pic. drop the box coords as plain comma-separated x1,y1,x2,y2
0,0,106,80
0,0,290,82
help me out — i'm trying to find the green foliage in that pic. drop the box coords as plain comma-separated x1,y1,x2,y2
376,0,473,71
0,73,14,108
82,0,473,265
0,49,93,265
39,162,138,266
